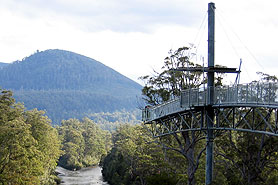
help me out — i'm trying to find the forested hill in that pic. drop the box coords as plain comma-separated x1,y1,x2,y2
0,49,141,95
0,49,142,124
0,62,9,68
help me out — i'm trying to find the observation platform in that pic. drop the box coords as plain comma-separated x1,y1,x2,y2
143,82,278,122
142,82,278,136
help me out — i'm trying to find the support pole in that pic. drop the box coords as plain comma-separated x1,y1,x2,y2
206,2,215,185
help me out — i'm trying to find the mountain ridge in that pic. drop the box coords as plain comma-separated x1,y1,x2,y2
0,62,9,69
0,49,141,95
0,49,142,124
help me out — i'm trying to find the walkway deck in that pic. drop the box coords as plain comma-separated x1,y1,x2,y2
142,82,278,122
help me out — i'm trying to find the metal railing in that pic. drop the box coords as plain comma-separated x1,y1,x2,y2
214,83,278,105
142,98,182,121
142,82,278,122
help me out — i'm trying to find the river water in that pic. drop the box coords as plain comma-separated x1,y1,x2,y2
56,166,108,185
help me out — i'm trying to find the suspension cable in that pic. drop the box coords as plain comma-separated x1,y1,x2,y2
215,8,265,71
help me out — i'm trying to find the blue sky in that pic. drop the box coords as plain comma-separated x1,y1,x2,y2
0,0,277,84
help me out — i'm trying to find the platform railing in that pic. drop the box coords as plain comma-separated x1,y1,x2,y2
180,88,208,107
214,83,278,105
142,99,182,121
142,82,278,122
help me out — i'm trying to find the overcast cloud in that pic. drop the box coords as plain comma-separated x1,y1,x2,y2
0,0,278,84
2,0,206,32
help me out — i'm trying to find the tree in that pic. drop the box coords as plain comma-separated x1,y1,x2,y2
140,45,229,184
102,124,186,185
140,47,213,184
213,72,278,184
140,47,204,106
58,119,85,170
215,131,278,184
0,89,61,184
57,118,112,170
24,109,62,183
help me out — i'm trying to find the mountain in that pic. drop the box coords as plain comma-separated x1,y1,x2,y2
0,49,142,124
0,62,9,69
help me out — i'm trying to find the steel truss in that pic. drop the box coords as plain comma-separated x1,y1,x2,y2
146,106,278,137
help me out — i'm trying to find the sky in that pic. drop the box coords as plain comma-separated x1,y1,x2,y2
0,0,278,84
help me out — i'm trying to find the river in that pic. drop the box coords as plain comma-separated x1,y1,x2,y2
56,166,108,185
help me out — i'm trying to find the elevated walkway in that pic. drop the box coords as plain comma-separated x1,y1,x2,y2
143,82,278,122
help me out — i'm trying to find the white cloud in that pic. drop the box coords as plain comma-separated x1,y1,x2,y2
0,0,277,84
1,0,205,32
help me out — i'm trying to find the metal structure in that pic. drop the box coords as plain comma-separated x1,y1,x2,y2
142,2,278,185
142,82,278,136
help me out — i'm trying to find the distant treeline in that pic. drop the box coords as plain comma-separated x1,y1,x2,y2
13,90,140,124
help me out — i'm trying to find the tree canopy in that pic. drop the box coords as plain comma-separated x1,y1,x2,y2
137,46,278,184
57,118,112,170
101,124,187,185
0,89,61,184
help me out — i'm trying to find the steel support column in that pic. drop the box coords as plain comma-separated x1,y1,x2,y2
206,2,215,185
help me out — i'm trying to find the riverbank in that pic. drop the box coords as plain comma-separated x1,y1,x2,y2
56,166,108,185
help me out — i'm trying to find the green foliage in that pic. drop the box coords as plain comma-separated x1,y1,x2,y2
24,109,62,184
0,49,142,124
140,47,210,184
138,46,278,184
140,47,207,106
146,173,180,185
215,131,278,184
88,110,141,131
256,72,278,82
0,89,62,184
140,47,225,106
102,124,186,185
213,74,278,184
14,90,140,124
0,49,141,93
57,118,112,170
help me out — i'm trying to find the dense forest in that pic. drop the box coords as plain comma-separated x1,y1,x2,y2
101,47,278,185
0,89,61,184
57,118,112,170
0,49,142,124
101,124,188,185
2,47,278,185
101,124,278,185
13,90,140,124
89,110,141,131
0,62,8,69
0,89,113,184
0,50,141,92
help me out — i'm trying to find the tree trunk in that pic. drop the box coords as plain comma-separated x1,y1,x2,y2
187,147,196,185
182,131,196,185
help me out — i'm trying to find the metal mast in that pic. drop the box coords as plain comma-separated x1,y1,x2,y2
206,2,215,185
142,2,278,185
